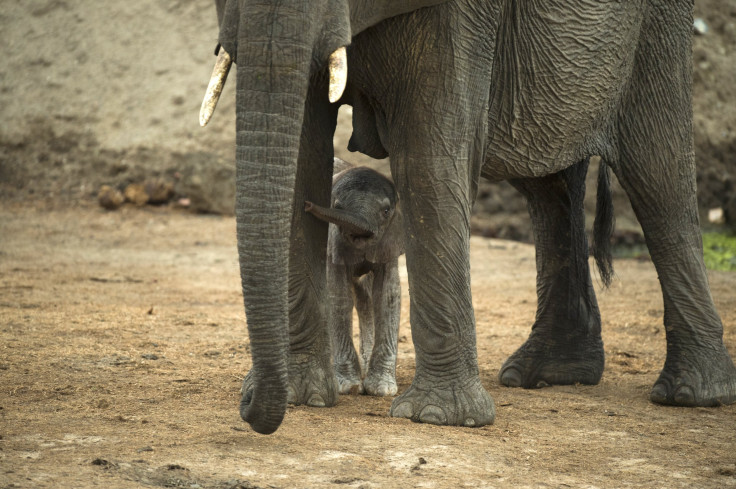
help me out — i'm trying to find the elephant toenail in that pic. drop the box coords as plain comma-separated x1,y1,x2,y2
500,367,522,387
418,405,447,425
463,418,476,427
286,387,297,404
307,394,326,407
650,383,668,404
390,401,414,419
674,386,695,406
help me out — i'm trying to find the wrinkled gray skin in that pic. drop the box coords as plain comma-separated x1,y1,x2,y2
217,0,736,434
305,159,404,397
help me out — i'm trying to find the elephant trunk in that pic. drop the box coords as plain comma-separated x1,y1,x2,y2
233,6,313,435
304,201,376,237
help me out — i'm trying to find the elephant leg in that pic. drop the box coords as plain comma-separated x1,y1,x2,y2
243,79,339,408
388,151,494,427
499,161,605,388
356,0,495,426
328,263,363,394
353,273,375,375
363,261,400,397
385,129,494,425
612,7,736,406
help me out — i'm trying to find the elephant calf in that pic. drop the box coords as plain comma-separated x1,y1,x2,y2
305,159,404,396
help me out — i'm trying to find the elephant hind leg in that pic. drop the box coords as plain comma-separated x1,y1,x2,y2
353,272,375,375
612,143,736,406
362,261,400,397
611,4,736,406
499,160,605,389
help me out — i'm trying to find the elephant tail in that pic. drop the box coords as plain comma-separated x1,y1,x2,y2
592,159,615,288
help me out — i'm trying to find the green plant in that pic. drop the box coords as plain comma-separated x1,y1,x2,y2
702,232,736,271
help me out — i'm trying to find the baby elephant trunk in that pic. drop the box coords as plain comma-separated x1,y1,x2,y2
305,201,375,237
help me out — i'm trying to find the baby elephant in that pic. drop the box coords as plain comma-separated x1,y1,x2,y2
305,160,404,396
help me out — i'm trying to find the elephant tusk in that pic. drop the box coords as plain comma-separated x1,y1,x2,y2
328,46,347,103
199,47,232,127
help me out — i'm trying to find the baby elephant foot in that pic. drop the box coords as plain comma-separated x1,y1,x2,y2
363,368,398,397
335,361,364,395
389,376,495,427
499,331,604,388
650,343,736,407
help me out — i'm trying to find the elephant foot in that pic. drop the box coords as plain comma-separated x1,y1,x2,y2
499,330,604,388
363,366,398,397
650,343,736,407
286,353,339,406
389,376,495,427
240,354,338,408
335,359,364,395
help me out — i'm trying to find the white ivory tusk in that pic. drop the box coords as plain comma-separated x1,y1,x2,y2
199,48,232,127
328,46,347,104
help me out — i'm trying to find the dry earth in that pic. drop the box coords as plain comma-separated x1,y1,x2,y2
1,203,735,489
1,1,736,488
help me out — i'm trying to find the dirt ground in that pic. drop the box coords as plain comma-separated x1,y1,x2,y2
1,203,735,489
2,1,736,488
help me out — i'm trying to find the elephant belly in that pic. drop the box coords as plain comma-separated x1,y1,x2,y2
482,0,644,181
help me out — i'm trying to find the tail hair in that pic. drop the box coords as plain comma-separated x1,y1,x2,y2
592,160,615,287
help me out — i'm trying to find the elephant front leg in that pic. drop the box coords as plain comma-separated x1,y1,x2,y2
362,261,400,396
242,79,340,409
499,162,605,388
387,154,494,427
328,263,364,394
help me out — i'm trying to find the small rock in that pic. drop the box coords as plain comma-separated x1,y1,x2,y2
137,446,154,453
141,353,159,360
95,399,111,409
144,178,175,204
98,185,125,210
91,458,115,467
693,18,708,35
411,457,428,471
174,156,235,215
124,183,149,206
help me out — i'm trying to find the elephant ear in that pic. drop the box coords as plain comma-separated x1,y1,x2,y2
366,203,404,263
348,0,450,36
214,0,240,61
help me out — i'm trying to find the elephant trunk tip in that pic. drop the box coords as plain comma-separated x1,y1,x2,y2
304,201,315,213
240,390,287,435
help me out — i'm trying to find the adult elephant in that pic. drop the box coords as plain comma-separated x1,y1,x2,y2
202,0,736,434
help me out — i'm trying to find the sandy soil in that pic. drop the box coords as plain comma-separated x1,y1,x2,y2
1,2,735,488
1,203,735,489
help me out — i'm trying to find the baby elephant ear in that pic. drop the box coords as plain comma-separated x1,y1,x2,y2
367,204,405,263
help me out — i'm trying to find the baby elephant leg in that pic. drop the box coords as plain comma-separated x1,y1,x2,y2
327,262,363,394
352,273,375,375
363,260,401,396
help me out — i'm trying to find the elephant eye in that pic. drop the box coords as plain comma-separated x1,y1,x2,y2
382,207,391,218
